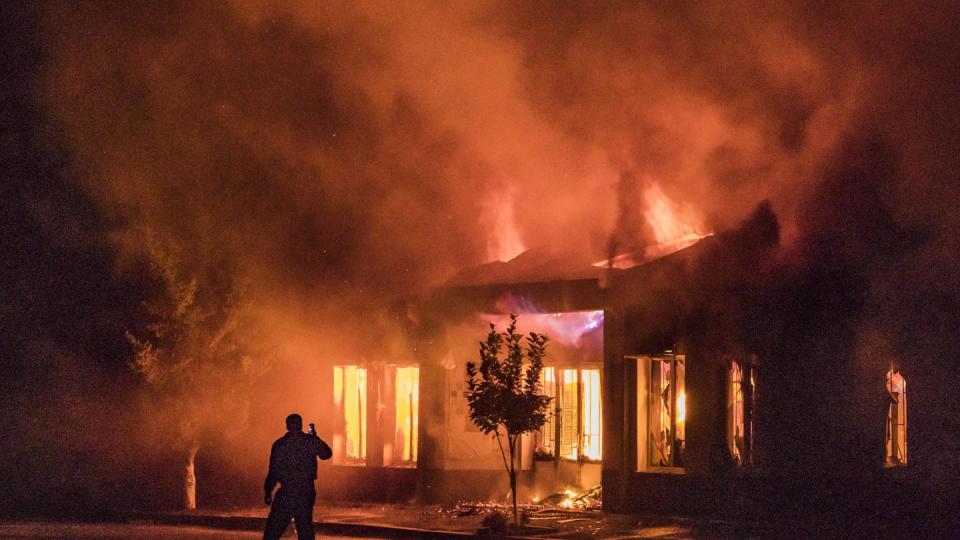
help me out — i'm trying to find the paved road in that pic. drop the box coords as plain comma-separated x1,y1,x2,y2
0,521,389,539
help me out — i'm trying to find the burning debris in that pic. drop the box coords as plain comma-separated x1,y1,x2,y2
450,484,601,520
535,485,602,511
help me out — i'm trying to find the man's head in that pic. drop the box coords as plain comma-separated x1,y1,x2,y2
285,413,303,432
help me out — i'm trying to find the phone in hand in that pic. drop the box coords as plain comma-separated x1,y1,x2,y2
308,423,316,436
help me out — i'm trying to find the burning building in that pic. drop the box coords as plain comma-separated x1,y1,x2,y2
6,1,960,532
39,146,921,522
312,196,916,520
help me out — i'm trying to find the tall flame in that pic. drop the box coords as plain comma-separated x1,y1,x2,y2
487,186,526,262
643,182,706,244
596,180,711,269
641,182,709,260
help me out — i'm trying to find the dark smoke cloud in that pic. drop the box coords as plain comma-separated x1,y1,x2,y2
7,0,959,512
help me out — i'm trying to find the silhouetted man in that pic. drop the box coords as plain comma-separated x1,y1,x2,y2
263,413,332,540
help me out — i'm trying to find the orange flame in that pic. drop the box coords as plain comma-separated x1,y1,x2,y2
487,186,526,262
641,182,709,260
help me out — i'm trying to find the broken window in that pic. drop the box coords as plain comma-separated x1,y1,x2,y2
727,359,756,466
885,368,907,466
635,354,685,470
333,365,367,461
394,366,419,463
539,367,602,461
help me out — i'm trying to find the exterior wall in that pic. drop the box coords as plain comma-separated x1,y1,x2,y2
317,466,416,502
391,205,934,519
318,203,946,519
410,278,607,504
319,359,422,503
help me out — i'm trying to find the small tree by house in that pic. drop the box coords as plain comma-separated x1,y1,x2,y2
465,314,551,527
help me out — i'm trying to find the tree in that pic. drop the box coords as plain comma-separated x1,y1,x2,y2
126,235,270,510
465,314,551,527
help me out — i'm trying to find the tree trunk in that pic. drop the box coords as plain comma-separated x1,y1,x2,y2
510,470,518,527
184,445,198,511
509,435,518,527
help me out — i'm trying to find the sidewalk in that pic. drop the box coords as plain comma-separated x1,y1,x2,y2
129,501,763,538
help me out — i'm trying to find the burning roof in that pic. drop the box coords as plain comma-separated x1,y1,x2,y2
445,246,602,287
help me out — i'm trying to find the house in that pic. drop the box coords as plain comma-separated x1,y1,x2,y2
317,202,913,518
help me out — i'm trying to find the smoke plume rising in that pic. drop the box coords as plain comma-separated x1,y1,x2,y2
3,0,958,513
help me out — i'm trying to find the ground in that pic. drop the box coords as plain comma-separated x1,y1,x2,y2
144,501,766,538
0,521,387,539
1,501,918,538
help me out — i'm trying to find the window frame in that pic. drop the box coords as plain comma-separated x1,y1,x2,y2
633,353,686,473
885,369,907,467
535,365,602,463
726,357,757,467
534,366,559,459
387,363,420,467
333,364,368,465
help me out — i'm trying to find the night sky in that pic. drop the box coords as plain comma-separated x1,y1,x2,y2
2,0,960,520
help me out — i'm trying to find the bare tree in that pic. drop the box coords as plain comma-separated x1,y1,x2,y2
465,314,551,527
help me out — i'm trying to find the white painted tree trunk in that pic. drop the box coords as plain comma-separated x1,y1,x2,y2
184,446,198,510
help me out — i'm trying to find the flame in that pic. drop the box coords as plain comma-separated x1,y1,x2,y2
581,369,602,460
643,182,706,245
395,366,419,463
487,186,525,262
677,390,686,425
481,306,604,348
334,365,368,460
639,182,711,262
595,181,710,269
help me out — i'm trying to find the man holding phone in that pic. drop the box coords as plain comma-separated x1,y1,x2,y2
262,413,333,540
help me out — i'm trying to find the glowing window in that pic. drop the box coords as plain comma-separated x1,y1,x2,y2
727,360,755,466
540,367,602,461
334,365,367,460
395,366,419,463
560,369,579,459
537,367,557,456
581,369,602,461
645,355,685,469
885,368,907,466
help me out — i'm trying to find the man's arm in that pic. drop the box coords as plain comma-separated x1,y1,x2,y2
315,436,333,460
263,443,279,502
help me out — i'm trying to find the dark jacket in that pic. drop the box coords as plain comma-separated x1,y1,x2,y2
264,431,333,493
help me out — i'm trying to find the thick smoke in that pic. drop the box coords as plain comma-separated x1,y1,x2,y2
15,0,960,511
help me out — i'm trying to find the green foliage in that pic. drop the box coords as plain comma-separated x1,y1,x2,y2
465,314,550,526
125,234,271,445
465,314,551,437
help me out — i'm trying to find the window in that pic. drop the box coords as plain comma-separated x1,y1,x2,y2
560,369,579,459
581,369,602,460
333,365,367,461
635,354,685,470
727,359,756,466
536,367,557,456
394,366,419,463
537,367,602,461
885,368,907,466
